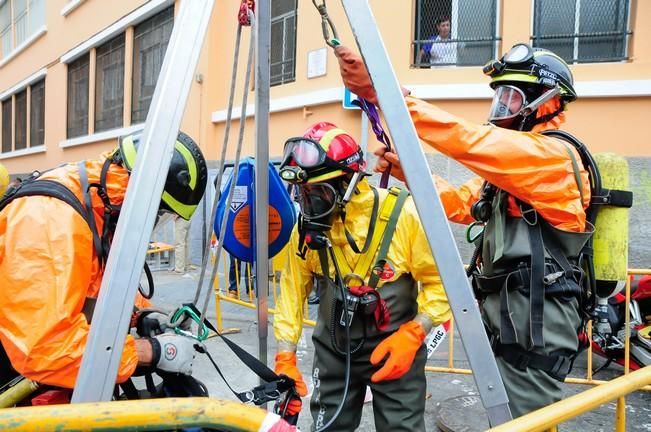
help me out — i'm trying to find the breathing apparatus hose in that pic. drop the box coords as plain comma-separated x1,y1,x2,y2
312,240,352,432
542,130,602,316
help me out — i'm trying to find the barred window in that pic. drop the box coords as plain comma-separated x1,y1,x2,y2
1,99,10,153
67,53,90,138
132,6,174,124
270,0,297,86
413,0,499,68
30,78,44,147
532,0,630,63
0,0,45,58
95,34,125,132
13,89,26,150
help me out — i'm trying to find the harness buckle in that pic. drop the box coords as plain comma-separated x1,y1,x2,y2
543,271,564,285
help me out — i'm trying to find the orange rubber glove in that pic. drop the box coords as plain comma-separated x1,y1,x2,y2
335,45,378,104
370,320,426,383
274,352,308,416
335,45,411,106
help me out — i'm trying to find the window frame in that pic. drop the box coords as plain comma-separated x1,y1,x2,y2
0,73,46,154
531,0,631,64
29,77,44,147
0,0,45,59
131,5,174,124
94,33,126,133
66,52,90,139
270,0,297,87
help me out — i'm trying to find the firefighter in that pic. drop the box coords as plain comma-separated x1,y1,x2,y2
336,43,593,417
0,131,208,389
273,122,451,431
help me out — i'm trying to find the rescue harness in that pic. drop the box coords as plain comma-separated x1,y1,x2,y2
469,129,633,381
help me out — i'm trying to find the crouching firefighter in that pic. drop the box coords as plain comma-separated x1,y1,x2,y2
273,122,451,432
0,131,209,402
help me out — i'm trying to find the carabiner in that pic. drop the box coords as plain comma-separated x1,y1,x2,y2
312,0,340,48
466,221,485,244
170,305,210,341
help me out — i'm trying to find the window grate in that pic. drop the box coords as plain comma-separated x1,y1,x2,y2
132,6,174,124
413,0,500,68
532,0,631,64
270,0,297,86
66,53,90,138
95,34,125,132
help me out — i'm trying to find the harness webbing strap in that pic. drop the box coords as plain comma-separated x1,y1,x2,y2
332,186,401,280
367,188,409,288
527,219,546,348
78,162,105,267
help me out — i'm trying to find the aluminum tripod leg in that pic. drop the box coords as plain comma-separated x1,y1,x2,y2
254,0,271,383
72,0,215,403
340,0,512,425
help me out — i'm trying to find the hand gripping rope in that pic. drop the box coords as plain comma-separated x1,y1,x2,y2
311,0,393,188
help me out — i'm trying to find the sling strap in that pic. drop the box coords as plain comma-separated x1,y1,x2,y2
331,186,408,287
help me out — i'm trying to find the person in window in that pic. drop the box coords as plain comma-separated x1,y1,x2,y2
417,16,457,67
336,43,594,417
0,131,208,390
273,122,451,431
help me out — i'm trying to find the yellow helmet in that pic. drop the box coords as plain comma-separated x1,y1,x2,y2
0,163,9,197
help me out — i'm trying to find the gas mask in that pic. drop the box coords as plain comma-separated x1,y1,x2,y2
488,84,561,130
295,174,362,252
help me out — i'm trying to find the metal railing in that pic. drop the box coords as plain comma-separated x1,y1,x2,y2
211,245,316,333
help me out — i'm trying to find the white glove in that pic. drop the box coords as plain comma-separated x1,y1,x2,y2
151,333,198,375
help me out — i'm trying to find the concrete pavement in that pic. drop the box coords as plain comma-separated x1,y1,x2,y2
148,269,651,431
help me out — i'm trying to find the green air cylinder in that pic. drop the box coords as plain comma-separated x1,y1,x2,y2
593,152,630,299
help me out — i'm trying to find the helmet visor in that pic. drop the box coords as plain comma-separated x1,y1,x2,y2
297,182,338,221
488,85,526,123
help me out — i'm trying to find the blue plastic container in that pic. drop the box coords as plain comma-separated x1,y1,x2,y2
215,158,296,262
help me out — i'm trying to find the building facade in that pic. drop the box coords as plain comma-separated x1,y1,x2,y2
0,0,649,262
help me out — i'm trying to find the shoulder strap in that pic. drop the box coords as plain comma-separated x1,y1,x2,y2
367,188,410,288
331,186,403,282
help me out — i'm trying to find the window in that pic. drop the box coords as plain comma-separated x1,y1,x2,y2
270,0,297,86
67,53,89,138
413,0,499,67
1,99,10,153
533,0,630,63
30,78,44,147
95,34,125,132
132,6,174,124
0,77,43,153
13,89,25,150
0,0,45,58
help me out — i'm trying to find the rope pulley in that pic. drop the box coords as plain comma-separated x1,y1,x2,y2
238,0,255,26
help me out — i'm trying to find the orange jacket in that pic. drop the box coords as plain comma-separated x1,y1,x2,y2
406,96,591,232
0,153,148,388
